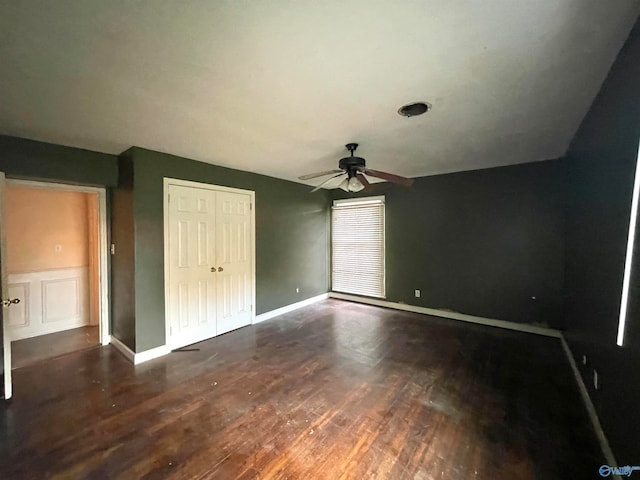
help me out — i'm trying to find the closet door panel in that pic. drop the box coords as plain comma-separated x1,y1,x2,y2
215,191,252,335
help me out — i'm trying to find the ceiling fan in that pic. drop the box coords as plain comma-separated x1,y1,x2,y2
299,143,414,192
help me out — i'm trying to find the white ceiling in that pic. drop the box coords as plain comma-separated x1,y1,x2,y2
1,1,638,185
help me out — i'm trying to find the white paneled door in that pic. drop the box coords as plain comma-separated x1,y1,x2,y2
215,191,252,335
168,185,217,349
167,181,254,349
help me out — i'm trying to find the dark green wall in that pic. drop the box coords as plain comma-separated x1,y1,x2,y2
122,148,330,352
0,135,118,186
564,18,640,461
111,152,136,350
332,159,565,327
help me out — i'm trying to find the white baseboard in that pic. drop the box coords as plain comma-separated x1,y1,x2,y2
134,345,172,364
110,336,134,363
110,336,171,365
254,293,329,323
329,292,562,338
560,336,619,477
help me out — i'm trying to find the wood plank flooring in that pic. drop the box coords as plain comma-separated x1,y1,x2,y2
11,326,100,369
0,300,603,479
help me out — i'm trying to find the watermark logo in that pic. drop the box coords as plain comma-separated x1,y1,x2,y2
600,465,640,477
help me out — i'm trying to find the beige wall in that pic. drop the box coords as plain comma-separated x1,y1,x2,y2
5,186,94,274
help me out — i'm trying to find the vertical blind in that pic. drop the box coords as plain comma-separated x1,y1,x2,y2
332,197,385,298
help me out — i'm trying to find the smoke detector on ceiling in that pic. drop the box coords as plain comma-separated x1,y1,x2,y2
398,101,431,117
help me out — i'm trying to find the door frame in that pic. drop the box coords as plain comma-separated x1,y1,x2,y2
1,172,10,398
6,179,110,347
163,177,256,349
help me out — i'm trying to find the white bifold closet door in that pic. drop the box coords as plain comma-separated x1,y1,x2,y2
167,183,253,349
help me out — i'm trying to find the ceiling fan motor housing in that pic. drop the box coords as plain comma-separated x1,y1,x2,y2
339,156,366,177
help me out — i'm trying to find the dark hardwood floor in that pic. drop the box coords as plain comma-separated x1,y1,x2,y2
11,326,100,369
0,300,603,479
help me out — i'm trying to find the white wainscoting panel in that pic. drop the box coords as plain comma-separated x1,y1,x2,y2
42,278,81,323
7,283,29,328
7,267,89,341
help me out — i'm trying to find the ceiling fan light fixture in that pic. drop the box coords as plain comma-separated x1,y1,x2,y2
398,101,431,117
348,176,365,192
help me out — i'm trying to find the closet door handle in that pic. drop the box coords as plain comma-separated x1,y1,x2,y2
210,267,216,273
218,267,224,272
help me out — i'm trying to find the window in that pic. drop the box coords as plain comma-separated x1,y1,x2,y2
617,139,640,346
331,196,385,298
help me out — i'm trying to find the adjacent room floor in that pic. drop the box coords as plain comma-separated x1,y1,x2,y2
10,325,100,370
0,300,603,479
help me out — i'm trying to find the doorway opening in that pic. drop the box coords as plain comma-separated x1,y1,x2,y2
4,180,108,370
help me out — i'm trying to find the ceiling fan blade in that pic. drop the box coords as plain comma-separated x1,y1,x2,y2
311,172,346,192
299,169,343,180
363,168,414,187
356,172,371,189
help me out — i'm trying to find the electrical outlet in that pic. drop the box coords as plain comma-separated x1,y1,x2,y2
593,370,599,390
54,244,62,253
582,355,587,366
414,289,421,298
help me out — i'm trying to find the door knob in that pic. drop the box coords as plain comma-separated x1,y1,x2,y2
218,267,224,272
2,298,20,307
